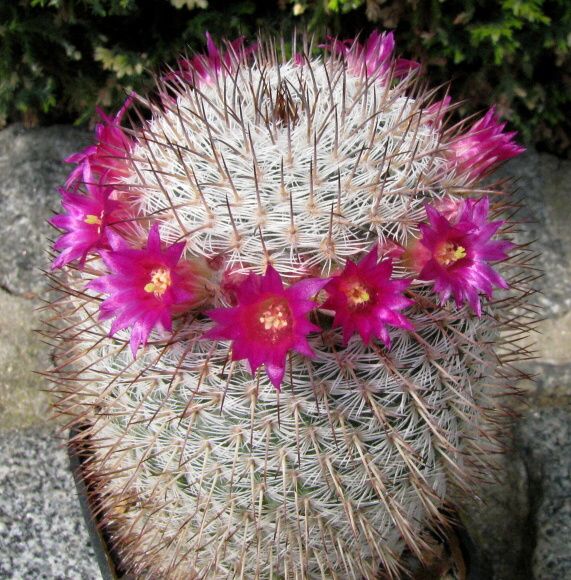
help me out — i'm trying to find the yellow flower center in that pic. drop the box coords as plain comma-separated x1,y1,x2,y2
436,242,467,266
346,281,371,307
84,214,102,226
144,268,172,297
259,303,289,331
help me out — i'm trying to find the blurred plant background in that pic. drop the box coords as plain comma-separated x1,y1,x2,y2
1,0,570,156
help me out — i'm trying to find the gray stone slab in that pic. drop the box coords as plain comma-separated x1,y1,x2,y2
456,450,533,580
459,402,571,580
497,151,571,319
518,407,571,580
0,124,90,297
0,288,51,431
0,427,100,579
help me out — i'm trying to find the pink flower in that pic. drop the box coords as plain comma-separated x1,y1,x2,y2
293,52,305,67
448,107,525,180
65,94,134,188
432,195,465,223
51,163,122,269
423,96,452,127
205,266,328,390
90,225,195,355
323,247,413,347
322,31,419,80
171,32,257,87
415,197,514,315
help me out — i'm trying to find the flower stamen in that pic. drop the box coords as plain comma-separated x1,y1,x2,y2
346,281,371,307
84,214,103,226
144,268,172,297
436,242,467,266
259,301,290,333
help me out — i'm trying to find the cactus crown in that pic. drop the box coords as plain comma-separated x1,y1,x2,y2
46,32,534,578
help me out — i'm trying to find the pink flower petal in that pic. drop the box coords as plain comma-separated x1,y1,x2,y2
321,31,419,81
323,247,413,346
448,107,525,180
205,266,326,390
416,197,514,314
92,226,198,355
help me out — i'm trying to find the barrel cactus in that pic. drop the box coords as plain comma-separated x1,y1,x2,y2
46,31,533,578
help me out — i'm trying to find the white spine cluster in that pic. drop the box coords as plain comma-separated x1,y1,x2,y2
48,45,535,579
131,58,444,278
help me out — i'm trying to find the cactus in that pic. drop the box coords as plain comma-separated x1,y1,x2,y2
45,32,535,578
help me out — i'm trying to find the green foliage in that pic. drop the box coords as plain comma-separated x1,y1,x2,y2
1,0,570,156
0,0,263,126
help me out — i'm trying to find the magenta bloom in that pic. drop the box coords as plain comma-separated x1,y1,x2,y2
432,195,465,223
205,266,328,390
417,197,514,315
172,32,257,87
51,164,122,269
448,107,525,180
323,247,413,347
322,31,419,80
65,94,134,188
293,52,305,67
424,96,452,127
90,225,194,356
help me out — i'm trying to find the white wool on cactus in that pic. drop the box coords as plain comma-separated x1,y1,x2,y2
46,33,534,579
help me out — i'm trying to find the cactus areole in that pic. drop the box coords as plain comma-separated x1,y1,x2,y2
47,32,533,578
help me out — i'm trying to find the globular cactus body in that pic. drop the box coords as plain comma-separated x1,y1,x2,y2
46,32,533,578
